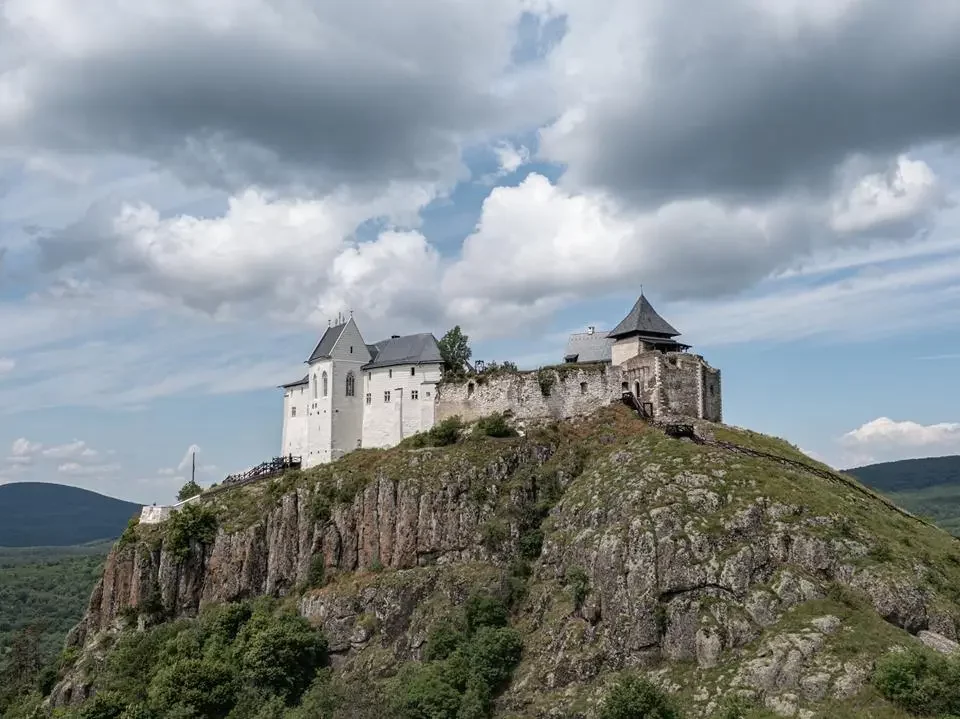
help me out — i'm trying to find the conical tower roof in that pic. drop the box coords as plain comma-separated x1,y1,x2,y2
608,294,680,339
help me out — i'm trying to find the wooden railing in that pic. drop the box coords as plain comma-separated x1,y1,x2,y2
216,455,302,491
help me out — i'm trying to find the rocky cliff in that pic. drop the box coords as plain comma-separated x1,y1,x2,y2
50,407,960,717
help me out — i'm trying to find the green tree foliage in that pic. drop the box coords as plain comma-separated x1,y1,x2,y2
47,598,329,719
387,593,522,719
873,646,960,716
598,675,683,719
164,504,219,560
176,481,203,503
471,413,517,439
438,326,472,374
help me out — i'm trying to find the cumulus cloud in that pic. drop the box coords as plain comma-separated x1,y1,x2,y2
57,461,120,476
539,0,960,207
0,0,549,193
839,417,960,464
9,437,41,459
41,439,98,459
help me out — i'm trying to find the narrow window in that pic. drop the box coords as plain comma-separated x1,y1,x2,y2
365,393,372,405
322,371,328,397
313,374,318,399
350,346,353,353
368,372,372,380
580,382,587,394
384,391,391,402
411,390,419,400
345,372,355,397
389,369,393,379
291,406,297,417
411,367,416,376
467,382,475,398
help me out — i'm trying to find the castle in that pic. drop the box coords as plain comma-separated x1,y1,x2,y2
280,293,721,468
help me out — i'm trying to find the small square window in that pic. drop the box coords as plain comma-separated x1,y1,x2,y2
410,367,415,376
291,406,297,417
411,390,419,400
426,391,431,397
384,391,391,402
365,393,372,405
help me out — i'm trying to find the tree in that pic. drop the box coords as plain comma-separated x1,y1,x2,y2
177,480,202,502
438,326,472,374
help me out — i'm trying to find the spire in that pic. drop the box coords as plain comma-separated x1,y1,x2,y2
608,293,681,339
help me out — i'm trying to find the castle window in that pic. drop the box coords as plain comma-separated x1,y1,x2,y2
621,381,628,391
426,392,431,397
467,382,475,398
389,369,393,379
350,346,353,353
322,371,329,397
312,374,318,399
410,367,416,376
411,390,419,400
291,406,297,417
345,372,356,397
580,382,587,394
384,391,391,402
366,393,372,404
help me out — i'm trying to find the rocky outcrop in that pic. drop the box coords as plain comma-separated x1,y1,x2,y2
53,408,960,717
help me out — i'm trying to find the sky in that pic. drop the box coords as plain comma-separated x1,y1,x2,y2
2,0,960,505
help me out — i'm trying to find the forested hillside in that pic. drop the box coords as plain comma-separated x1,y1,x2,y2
0,483,140,547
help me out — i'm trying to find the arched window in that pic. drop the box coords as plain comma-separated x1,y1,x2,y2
313,374,318,399
345,372,355,397
322,371,328,397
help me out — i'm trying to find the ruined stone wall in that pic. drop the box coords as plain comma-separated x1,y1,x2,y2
436,365,620,423
619,352,722,421
703,366,722,422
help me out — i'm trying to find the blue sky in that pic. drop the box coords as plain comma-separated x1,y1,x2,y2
2,0,960,504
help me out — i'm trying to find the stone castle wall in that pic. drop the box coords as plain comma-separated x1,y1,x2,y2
436,364,621,423
437,353,722,425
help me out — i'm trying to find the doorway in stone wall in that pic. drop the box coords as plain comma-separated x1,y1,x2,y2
634,381,641,398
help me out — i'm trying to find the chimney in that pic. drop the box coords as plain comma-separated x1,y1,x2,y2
588,326,595,335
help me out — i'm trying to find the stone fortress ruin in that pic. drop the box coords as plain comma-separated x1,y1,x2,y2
437,293,721,426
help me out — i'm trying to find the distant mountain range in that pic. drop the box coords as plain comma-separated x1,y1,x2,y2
846,455,960,535
0,482,140,547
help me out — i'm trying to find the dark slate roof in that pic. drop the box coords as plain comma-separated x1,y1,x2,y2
564,331,615,363
361,333,443,370
608,295,680,339
280,374,308,389
306,323,347,363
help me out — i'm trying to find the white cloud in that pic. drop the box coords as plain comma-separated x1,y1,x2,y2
57,461,121,476
838,417,960,465
10,437,41,457
41,439,98,459
0,357,15,374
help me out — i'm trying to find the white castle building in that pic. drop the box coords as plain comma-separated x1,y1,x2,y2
279,317,444,468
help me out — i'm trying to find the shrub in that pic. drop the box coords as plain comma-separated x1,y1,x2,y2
308,555,326,588
176,480,202,502
598,675,682,719
480,519,510,554
536,368,556,396
465,594,508,634
164,503,218,560
873,647,960,716
566,567,590,611
117,515,141,549
429,416,464,446
472,413,518,439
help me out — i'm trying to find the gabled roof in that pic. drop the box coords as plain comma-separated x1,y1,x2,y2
362,333,443,370
608,295,680,339
306,322,347,363
279,374,308,389
564,331,615,363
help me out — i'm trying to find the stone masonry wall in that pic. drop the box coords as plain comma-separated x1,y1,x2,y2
436,365,620,423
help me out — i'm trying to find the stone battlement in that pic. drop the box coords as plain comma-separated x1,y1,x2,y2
437,352,721,425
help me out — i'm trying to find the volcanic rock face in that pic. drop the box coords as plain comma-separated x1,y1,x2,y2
54,408,960,716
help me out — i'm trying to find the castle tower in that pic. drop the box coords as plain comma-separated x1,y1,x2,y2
608,293,691,366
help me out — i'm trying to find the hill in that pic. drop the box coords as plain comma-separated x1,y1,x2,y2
15,408,960,718
0,483,140,547
847,456,960,535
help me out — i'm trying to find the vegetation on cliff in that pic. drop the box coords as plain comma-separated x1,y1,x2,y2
17,406,960,718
